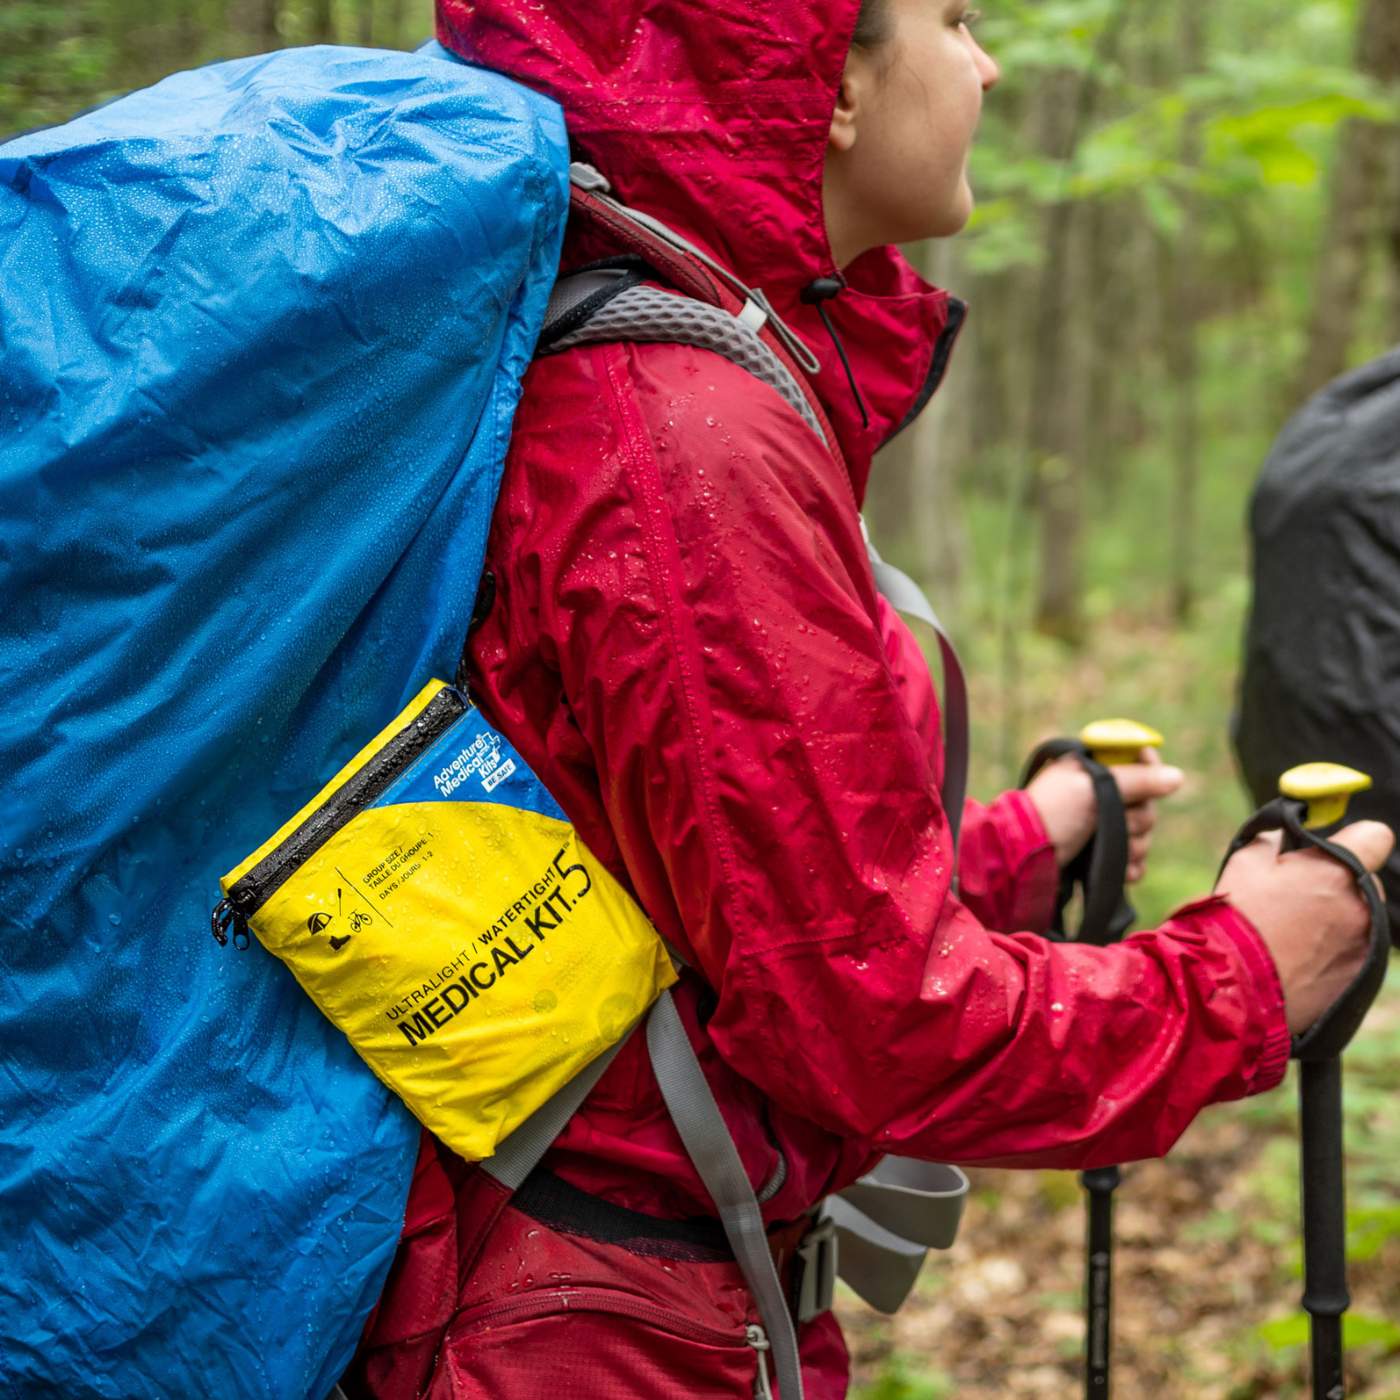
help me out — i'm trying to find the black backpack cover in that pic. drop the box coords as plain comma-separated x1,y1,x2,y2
1235,346,1400,932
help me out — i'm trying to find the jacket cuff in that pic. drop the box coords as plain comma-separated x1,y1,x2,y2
1168,894,1292,1095
990,789,1060,934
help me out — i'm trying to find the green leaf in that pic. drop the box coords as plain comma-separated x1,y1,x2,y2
1345,1314,1400,1349
1258,1312,1400,1352
1347,1205,1400,1263
854,1357,954,1400
1257,1313,1310,1350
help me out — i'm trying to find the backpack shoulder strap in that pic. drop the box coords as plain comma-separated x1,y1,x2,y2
548,166,843,452
546,274,829,446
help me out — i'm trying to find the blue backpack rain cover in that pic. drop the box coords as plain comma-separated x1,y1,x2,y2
0,44,568,1397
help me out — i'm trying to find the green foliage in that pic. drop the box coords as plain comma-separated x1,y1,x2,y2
853,1357,954,1400
1347,1205,1400,1263
0,0,435,138
0,1,113,136
961,0,1395,277
1259,1310,1400,1352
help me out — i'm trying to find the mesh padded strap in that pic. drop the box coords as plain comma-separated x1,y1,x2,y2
646,989,804,1400
546,281,827,446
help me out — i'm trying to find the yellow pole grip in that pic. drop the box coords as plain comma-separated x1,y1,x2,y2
1079,718,1164,768
1278,763,1372,830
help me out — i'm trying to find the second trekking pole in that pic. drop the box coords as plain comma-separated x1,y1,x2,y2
1222,763,1391,1400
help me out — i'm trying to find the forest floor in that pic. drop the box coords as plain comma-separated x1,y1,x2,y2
840,575,1400,1398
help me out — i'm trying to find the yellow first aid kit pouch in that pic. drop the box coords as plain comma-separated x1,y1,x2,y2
213,680,676,1161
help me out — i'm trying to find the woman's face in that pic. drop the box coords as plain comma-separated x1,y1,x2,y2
824,0,1000,265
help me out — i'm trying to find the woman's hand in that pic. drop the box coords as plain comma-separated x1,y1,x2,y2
1025,748,1185,882
1216,822,1393,1034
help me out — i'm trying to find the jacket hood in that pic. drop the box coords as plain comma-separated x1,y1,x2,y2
435,0,961,501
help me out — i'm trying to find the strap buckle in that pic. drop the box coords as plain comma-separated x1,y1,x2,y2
793,1213,839,1323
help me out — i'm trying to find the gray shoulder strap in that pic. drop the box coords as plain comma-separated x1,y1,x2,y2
862,526,968,853
842,536,971,1319
478,991,804,1398
480,1032,633,1190
646,989,805,1400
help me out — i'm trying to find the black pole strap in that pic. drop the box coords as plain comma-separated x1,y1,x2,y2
1021,738,1133,947
1219,797,1389,1063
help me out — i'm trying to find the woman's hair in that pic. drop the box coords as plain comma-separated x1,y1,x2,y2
852,0,892,48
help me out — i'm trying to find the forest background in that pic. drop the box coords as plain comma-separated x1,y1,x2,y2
5,0,1399,1393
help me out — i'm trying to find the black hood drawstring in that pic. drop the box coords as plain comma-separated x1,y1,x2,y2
801,275,870,431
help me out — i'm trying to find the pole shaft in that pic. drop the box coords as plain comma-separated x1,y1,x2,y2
1082,1165,1121,1399
1299,1057,1348,1400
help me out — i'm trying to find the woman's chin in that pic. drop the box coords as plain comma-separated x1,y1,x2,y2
909,181,976,243
936,181,976,237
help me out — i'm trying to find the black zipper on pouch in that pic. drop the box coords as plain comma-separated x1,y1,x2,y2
211,685,469,949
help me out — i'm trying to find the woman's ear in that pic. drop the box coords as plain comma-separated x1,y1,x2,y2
829,58,866,154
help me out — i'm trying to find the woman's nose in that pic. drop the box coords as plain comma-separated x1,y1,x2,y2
974,39,1001,91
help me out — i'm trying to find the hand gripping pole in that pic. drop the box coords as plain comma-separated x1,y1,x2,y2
1221,764,1390,1400
1020,719,1162,948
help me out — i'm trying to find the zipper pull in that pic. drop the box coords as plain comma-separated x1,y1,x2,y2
211,898,250,950
745,1323,774,1400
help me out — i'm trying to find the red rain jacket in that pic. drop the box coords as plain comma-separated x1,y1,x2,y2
358,0,1291,1386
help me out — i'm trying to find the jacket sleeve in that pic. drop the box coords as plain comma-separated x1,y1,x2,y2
958,793,1060,936
492,342,1292,1171
873,593,1060,935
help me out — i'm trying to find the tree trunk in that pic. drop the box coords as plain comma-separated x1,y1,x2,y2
1084,196,1128,503
907,239,967,614
1293,0,1400,402
309,0,336,43
386,0,409,49
1026,0,1138,646
227,0,281,48
1386,136,1400,347
1164,4,1206,625
1027,71,1088,647
865,240,967,616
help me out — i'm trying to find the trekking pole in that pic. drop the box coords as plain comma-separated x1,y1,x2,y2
1078,719,1163,1400
1220,763,1391,1400
1022,718,1164,1400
